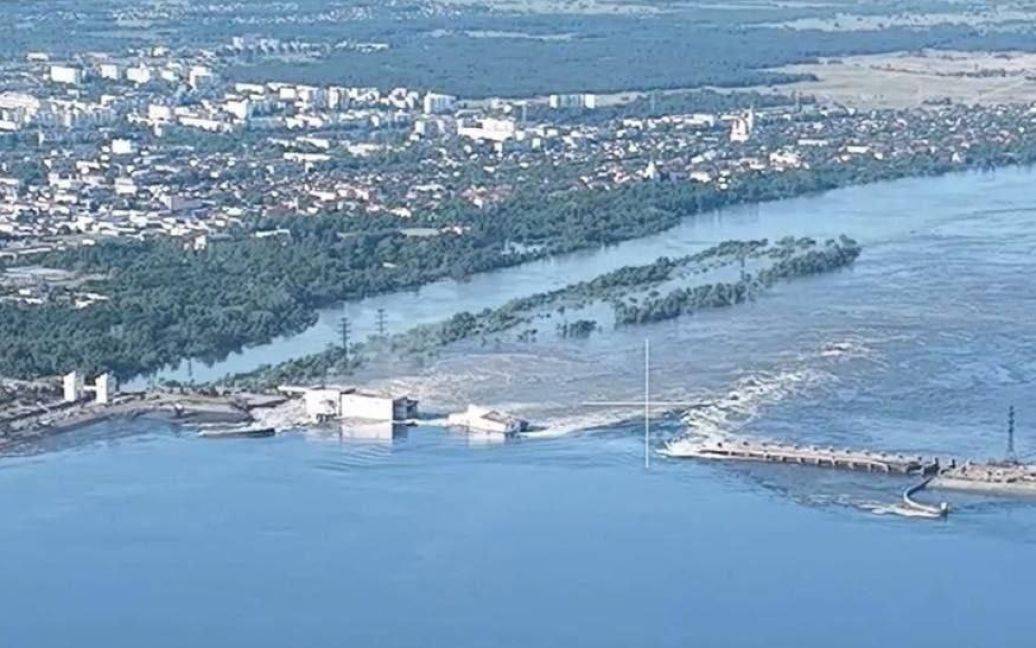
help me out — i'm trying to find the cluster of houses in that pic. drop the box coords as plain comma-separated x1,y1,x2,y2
3,39,1036,286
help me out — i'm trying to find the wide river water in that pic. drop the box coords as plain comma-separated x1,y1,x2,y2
5,167,1036,646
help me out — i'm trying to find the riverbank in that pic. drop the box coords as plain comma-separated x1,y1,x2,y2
111,162,1036,460
6,158,1036,520
13,128,1035,388
129,159,1036,389
0,390,283,453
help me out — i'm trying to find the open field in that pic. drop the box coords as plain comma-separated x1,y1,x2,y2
758,6,1036,32
771,49,1036,108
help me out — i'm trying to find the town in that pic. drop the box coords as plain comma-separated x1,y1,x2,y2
9,0,1036,641
4,40,1036,291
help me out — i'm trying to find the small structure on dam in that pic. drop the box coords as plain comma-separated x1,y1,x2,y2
63,371,117,405
447,405,528,435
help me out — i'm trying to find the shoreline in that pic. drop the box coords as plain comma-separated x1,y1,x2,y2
7,383,1036,508
129,159,1036,388
0,390,268,453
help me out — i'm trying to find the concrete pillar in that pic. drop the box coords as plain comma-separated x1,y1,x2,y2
63,371,82,402
94,373,116,405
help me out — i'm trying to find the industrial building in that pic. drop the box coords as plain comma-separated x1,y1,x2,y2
341,390,418,421
286,386,418,423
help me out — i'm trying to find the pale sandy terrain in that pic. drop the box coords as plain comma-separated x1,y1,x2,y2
759,7,1036,31
772,50,1036,109
438,0,662,15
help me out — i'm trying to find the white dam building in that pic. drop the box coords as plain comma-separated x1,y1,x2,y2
286,386,418,424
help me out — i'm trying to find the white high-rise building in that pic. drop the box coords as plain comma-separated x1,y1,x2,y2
99,63,121,81
0,93,41,131
49,65,83,85
423,92,457,114
110,139,136,156
729,108,754,144
548,93,597,110
126,65,152,85
223,98,251,121
188,66,214,90
458,117,517,143
147,104,173,122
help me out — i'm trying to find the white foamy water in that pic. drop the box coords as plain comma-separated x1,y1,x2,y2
134,166,1036,507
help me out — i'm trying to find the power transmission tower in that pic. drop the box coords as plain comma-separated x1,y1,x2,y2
376,308,387,338
338,317,351,363
1008,405,1016,460
323,342,335,387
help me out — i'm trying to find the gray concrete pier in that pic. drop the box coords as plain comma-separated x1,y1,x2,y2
664,438,935,475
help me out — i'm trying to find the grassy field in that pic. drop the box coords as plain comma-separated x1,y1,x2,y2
771,49,1036,108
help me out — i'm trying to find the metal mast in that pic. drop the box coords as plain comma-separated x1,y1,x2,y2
338,317,350,363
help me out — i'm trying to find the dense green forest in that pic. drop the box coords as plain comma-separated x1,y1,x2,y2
220,3,1036,97
613,237,860,325
2,139,1036,381
7,1,1036,97
228,18,1036,98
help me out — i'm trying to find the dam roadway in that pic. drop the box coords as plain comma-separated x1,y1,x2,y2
662,438,940,474
663,437,953,517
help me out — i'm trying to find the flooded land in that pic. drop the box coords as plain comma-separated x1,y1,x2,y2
4,167,1036,645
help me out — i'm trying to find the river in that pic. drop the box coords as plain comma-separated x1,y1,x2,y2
5,167,1036,646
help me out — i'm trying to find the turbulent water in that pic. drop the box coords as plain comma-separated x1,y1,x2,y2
5,167,1036,646
350,167,1036,459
